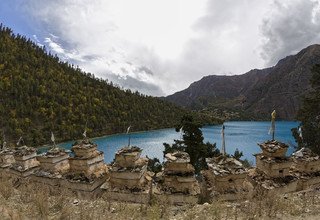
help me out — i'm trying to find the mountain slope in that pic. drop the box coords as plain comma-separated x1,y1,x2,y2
166,44,320,120
0,24,220,146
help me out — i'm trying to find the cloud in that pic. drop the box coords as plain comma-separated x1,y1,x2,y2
43,36,166,95
15,0,320,96
23,0,202,96
106,74,164,96
32,35,43,47
166,0,270,83
44,37,65,55
260,0,320,65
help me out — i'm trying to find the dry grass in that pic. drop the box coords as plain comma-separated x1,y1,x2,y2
1,174,320,220
0,179,14,200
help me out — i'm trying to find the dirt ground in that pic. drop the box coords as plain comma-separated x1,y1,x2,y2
1,175,320,220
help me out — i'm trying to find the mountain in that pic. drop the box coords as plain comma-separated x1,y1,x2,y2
166,44,320,120
0,24,220,146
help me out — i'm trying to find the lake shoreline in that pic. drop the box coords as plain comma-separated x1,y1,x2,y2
43,121,299,164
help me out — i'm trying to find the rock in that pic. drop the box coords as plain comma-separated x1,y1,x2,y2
165,153,177,161
73,199,79,205
147,171,155,177
145,175,152,181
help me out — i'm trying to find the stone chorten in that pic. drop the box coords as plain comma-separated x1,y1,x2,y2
67,138,106,179
61,138,107,194
292,148,320,173
290,148,320,190
0,146,15,168
158,151,200,196
254,140,293,178
204,156,248,194
36,146,70,177
10,145,40,177
108,146,150,190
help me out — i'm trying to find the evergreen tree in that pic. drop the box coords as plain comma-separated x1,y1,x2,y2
293,64,320,154
147,157,162,174
0,24,221,146
163,115,220,174
232,148,243,160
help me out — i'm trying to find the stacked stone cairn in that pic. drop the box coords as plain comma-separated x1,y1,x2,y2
292,147,320,173
255,140,292,177
249,140,295,192
102,146,152,203
203,155,249,200
33,146,70,185
63,138,107,193
9,145,40,177
291,147,320,189
0,146,15,169
154,151,200,204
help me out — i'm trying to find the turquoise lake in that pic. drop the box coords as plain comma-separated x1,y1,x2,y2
58,121,299,164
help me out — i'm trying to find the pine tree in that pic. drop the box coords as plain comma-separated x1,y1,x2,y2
0,24,221,146
163,115,219,174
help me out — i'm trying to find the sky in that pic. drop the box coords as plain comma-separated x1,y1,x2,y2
1,0,320,96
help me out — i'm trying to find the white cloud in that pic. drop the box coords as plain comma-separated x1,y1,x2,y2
44,37,65,55
20,0,320,95
260,0,320,65
24,0,208,95
32,34,43,47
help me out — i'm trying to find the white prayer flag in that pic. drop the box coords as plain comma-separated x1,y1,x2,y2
298,126,303,139
269,110,276,139
126,126,131,134
17,137,23,146
51,132,55,143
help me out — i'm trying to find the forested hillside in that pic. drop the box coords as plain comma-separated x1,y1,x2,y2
0,24,220,146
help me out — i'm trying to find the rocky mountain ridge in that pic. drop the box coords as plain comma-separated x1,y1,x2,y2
166,44,320,120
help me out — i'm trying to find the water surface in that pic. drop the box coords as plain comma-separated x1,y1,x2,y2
59,121,299,164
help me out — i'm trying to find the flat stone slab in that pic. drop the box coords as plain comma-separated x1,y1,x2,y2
69,152,104,164
61,176,106,192
14,152,37,161
30,175,62,187
162,175,200,195
0,163,12,168
9,166,39,178
258,140,289,158
37,154,69,164
73,147,97,158
109,176,147,189
164,162,195,174
69,160,105,177
115,151,141,167
38,159,70,174
12,158,40,171
110,166,147,180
